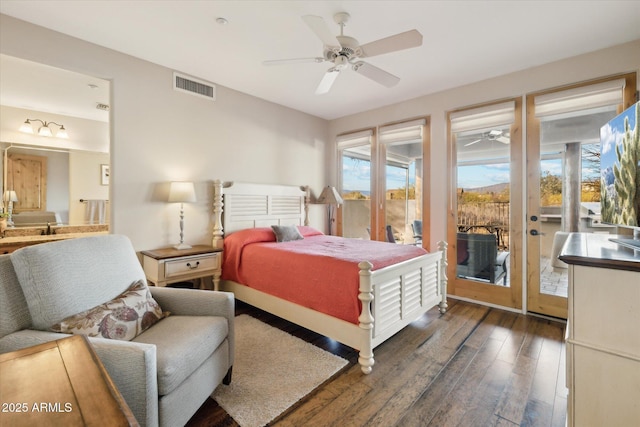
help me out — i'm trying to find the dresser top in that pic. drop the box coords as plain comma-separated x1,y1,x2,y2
559,233,640,272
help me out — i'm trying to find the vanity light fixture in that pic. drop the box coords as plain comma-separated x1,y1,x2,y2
19,119,69,139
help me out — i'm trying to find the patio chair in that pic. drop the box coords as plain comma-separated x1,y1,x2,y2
456,232,509,285
411,220,423,245
385,225,397,243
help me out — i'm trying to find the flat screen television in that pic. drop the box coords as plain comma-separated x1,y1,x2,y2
600,100,640,250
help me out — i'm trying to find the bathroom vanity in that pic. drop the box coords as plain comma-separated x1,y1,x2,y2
0,224,108,254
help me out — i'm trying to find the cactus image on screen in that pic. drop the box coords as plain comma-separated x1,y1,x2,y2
600,102,640,227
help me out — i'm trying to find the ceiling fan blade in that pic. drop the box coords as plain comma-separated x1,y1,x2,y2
360,29,423,58
352,61,400,88
315,68,341,94
302,15,340,47
464,139,483,147
496,136,510,144
263,57,325,66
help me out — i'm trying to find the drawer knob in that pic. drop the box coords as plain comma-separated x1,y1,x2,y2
186,261,200,270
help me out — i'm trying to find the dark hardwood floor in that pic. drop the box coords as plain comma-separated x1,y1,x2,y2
186,299,567,427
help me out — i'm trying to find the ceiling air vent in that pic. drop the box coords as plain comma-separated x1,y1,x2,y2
173,72,216,101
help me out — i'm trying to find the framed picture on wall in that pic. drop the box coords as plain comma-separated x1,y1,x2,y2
101,164,110,186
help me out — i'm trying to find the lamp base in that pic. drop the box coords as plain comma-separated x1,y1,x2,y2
173,243,192,250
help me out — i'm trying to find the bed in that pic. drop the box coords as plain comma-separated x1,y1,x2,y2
212,180,448,374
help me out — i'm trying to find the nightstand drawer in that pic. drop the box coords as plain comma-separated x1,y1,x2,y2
164,253,220,278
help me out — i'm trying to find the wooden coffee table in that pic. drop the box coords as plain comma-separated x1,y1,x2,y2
0,335,138,426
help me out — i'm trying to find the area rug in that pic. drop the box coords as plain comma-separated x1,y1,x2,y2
212,314,349,427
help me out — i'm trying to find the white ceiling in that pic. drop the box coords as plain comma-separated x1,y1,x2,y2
1,1,639,120
0,54,110,122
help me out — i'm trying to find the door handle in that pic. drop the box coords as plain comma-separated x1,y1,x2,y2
530,229,546,236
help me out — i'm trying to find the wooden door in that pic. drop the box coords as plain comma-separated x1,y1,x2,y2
7,153,47,212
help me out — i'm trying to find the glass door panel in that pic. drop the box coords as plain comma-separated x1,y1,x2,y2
456,126,512,287
340,145,372,239
538,156,566,297
384,143,421,244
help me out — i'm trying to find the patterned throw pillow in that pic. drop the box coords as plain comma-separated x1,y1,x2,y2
50,280,167,341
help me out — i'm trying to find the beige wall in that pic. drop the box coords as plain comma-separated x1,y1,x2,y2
0,14,329,250
329,40,640,250
69,151,110,224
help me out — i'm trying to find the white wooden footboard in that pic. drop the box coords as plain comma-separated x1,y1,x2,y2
357,244,447,374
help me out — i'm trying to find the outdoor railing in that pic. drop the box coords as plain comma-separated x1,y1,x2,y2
458,201,510,250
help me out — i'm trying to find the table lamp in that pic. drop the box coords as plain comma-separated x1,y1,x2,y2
168,181,196,249
317,186,343,235
3,190,18,226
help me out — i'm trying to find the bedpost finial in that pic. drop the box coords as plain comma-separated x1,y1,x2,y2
212,180,224,249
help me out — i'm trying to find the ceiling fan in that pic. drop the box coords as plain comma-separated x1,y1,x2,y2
263,12,422,94
464,129,511,147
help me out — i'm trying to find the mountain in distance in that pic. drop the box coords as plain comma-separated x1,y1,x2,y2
461,183,509,194
343,189,371,196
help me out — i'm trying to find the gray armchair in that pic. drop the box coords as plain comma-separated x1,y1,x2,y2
0,235,234,427
456,232,509,285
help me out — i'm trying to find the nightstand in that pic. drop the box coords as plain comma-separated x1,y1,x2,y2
141,245,223,290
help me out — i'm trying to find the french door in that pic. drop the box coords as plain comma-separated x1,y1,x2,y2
447,99,523,310
337,119,430,247
526,73,636,318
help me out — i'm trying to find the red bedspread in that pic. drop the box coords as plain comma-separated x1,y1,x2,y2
221,226,428,324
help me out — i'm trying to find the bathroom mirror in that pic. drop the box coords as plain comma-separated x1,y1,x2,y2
0,54,110,229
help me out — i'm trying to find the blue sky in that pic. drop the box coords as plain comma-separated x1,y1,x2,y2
457,162,510,189
342,157,416,191
342,157,371,191
600,102,638,170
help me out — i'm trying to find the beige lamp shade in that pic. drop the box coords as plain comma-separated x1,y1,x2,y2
317,186,343,205
3,190,18,202
168,182,196,203
317,186,343,236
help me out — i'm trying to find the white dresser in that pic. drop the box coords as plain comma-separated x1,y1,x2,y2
559,233,640,427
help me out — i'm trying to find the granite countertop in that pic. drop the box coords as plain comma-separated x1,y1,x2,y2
3,224,108,238
559,232,640,272
0,231,108,247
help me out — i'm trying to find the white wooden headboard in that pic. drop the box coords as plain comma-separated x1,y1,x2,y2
212,180,310,248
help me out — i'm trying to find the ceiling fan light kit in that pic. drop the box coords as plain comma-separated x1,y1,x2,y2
464,129,511,147
264,12,423,94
